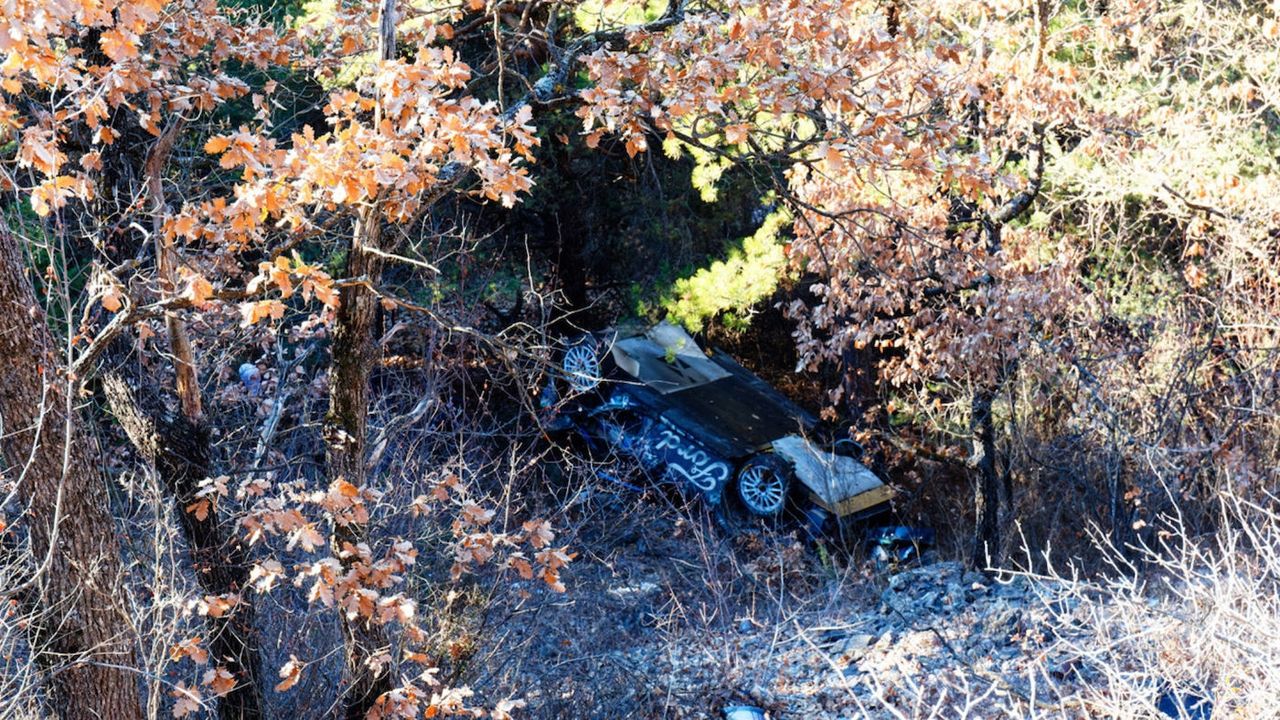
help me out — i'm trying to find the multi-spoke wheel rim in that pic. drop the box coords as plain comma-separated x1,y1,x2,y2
738,464,786,516
563,341,601,392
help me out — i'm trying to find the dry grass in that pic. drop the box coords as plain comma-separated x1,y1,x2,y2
1027,494,1280,719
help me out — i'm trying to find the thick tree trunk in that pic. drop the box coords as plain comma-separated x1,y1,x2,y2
0,226,143,720
101,369,263,720
98,118,266,718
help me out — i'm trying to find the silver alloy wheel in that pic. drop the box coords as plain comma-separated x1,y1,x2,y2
737,462,787,516
563,340,601,392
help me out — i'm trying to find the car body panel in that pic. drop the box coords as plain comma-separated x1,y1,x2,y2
585,390,733,505
607,324,817,459
771,435,896,516
563,322,894,519
610,329,730,393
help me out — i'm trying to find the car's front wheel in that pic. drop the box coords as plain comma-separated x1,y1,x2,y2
734,455,791,517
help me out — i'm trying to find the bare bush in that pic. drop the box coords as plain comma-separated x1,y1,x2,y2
1026,493,1280,719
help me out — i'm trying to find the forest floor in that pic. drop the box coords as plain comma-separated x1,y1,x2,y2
472,483,1095,720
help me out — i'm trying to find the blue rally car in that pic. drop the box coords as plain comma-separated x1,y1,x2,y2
544,323,894,527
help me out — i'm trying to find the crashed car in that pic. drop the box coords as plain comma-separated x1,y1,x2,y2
543,322,894,527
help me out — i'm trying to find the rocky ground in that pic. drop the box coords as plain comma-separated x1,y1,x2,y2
474,486,1102,720
589,561,1088,719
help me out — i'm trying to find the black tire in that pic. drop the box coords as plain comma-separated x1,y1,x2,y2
734,454,792,517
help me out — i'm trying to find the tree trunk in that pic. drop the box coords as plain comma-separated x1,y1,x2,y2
326,3,397,716
969,221,1007,570
101,369,263,720
965,111,1045,568
98,118,266,718
0,225,143,720
884,0,901,37
145,119,203,422
326,210,393,720
970,388,1000,568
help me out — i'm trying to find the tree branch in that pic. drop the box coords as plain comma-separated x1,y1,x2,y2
987,122,1048,226
421,0,687,206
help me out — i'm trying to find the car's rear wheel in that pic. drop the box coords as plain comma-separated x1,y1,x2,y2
562,335,602,392
735,455,791,517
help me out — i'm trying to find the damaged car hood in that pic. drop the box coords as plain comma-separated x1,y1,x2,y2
771,435,895,517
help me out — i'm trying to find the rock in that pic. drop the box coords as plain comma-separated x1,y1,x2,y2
748,684,775,706
998,646,1023,660
981,603,1024,637
817,628,851,646
874,629,894,649
607,581,659,599
837,633,876,657
899,630,942,656
994,576,1030,598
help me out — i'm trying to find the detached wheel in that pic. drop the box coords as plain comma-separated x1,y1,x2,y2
735,455,791,517
562,335,602,393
